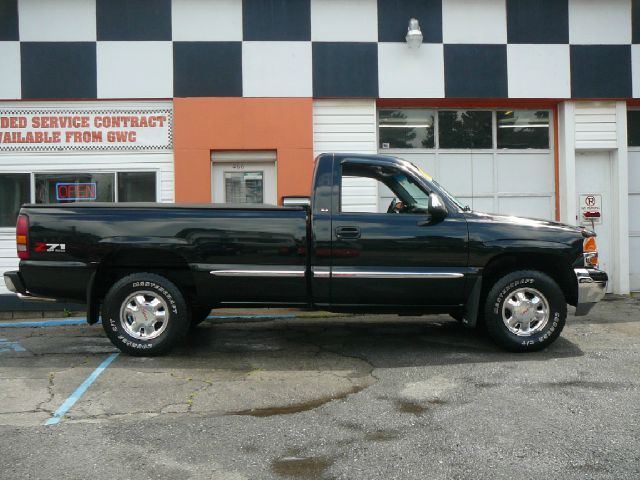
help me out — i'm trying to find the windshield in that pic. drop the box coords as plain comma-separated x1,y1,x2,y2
411,163,467,211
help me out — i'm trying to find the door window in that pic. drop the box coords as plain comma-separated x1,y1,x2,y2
224,171,264,204
340,162,429,214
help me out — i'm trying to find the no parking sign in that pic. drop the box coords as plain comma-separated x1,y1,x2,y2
579,194,602,225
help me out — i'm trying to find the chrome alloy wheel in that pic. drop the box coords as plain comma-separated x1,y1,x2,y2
119,291,169,340
501,287,550,336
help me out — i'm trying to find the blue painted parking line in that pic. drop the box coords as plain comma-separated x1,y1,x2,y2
1,313,298,328
44,352,119,426
0,318,87,328
0,338,26,353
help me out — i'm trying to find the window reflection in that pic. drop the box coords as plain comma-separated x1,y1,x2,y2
379,109,435,149
628,111,640,147
438,110,492,149
0,174,30,227
497,110,549,149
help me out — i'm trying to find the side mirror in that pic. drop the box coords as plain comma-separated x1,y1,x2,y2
428,192,448,218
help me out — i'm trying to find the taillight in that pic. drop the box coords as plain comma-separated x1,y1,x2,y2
16,214,29,260
583,236,598,267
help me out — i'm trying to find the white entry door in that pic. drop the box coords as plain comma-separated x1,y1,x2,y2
576,151,613,292
211,151,277,205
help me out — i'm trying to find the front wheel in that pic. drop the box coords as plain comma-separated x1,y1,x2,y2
101,273,189,356
484,270,567,352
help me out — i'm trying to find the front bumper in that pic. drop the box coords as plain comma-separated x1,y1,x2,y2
574,268,608,316
4,270,58,302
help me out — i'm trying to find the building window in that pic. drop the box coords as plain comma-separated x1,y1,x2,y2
117,172,157,202
35,173,115,203
628,110,640,147
378,108,551,150
0,174,30,227
0,171,158,228
438,110,493,149
379,109,435,149
497,110,550,149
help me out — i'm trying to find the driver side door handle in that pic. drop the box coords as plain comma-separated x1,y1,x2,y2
335,226,361,239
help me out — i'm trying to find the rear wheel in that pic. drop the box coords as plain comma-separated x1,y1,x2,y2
101,273,189,356
484,270,566,352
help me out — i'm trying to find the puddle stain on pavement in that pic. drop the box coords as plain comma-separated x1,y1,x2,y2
227,385,366,417
395,398,447,415
271,456,334,479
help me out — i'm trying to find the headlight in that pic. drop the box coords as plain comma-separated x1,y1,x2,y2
583,236,598,267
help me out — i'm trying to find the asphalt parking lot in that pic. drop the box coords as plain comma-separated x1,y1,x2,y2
0,298,639,480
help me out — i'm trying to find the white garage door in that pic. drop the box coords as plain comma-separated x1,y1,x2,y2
628,110,640,291
377,108,556,220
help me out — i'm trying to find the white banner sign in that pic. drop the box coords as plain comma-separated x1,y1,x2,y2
0,107,173,152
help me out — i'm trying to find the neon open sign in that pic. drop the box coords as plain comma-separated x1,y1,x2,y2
56,182,97,201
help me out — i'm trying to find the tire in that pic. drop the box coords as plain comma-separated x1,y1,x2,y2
190,306,211,328
484,270,567,352
101,273,189,356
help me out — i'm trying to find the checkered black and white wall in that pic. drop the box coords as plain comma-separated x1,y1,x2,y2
1,0,639,100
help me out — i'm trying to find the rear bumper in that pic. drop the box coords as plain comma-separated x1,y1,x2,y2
574,268,608,316
4,271,25,294
4,271,59,302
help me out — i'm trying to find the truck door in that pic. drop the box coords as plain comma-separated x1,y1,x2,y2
329,158,468,307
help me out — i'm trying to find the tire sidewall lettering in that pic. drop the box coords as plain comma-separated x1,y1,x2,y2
493,278,535,315
130,281,178,314
484,271,567,351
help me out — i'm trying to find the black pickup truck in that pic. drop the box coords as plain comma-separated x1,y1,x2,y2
5,153,607,355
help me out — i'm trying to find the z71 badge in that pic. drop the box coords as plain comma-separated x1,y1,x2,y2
34,243,66,253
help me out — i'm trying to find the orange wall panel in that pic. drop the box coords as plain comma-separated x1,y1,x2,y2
174,98,314,203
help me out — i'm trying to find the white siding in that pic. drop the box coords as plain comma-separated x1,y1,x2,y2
0,231,15,292
313,100,379,212
574,102,618,150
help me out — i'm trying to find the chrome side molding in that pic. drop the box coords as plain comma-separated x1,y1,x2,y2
312,267,464,279
210,269,305,278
